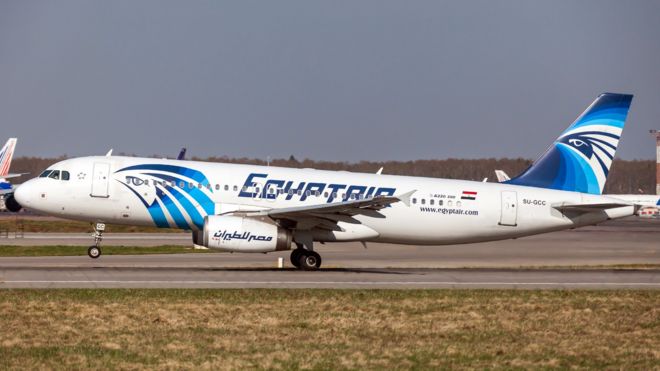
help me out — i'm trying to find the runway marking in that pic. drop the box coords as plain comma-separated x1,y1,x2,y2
2,280,660,287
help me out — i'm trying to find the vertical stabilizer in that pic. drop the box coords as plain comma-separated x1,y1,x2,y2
507,93,633,194
0,138,17,177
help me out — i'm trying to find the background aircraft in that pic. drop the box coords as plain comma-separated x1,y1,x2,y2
0,138,26,212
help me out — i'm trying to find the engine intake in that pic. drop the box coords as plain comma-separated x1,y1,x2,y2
201,215,291,253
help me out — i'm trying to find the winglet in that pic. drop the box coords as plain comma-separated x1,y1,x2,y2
105,149,113,157
495,170,510,182
396,190,416,207
376,167,384,175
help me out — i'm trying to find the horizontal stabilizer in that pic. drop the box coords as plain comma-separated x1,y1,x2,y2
1,173,28,180
553,202,633,213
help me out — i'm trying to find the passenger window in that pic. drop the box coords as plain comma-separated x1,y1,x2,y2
305,190,310,197
439,200,443,206
144,179,149,186
61,171,70,181
233,185,238,191
412,198,417,204
457,201,462,207
39,170,52,178
48,170,60,180
189,182,194,189
171,181,176,187
430,199,434,205
224,185,229,191
215,184,220,191
421,199,425,205
198,183,203,189
448,200,453,207
324,192,329,198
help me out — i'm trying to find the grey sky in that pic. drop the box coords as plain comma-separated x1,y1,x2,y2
1,1,659,161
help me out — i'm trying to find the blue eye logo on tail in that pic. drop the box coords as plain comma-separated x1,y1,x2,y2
116,164,215,230
507,93,633,194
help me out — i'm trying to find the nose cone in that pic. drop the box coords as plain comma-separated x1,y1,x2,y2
14,179,35,207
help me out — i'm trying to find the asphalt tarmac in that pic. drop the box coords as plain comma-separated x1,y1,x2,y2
0,217,657,288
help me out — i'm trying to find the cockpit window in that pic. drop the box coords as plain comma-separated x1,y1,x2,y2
39,170,53,178
61,171,70,181
48,170,60,180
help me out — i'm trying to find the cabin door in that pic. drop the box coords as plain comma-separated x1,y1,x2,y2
499,191,518,226
90,162,111,198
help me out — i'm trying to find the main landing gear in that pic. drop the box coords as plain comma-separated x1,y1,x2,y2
290,243,322,270
88,223,105,259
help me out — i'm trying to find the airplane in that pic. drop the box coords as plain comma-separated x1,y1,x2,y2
494,170,660,217
0,138,26,212
13,93,638,270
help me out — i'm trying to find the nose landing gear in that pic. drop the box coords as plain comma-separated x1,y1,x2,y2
88,223,105,259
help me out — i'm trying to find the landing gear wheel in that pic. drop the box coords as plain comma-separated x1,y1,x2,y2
298,250,322,271
88,246,101,259
290,249,303,268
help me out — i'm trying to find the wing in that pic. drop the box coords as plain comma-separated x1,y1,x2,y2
239,190,415,230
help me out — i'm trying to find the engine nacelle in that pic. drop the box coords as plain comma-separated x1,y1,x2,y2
201,215,292,253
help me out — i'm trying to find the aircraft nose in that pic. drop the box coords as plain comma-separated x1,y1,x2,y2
14,179,35,207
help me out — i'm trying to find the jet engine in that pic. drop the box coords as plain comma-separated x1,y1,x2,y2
3,194,22,212
201,215,292,253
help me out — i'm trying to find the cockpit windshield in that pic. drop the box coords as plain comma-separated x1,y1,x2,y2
38,169,70,181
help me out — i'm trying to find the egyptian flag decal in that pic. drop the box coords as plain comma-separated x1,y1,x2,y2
461,191,477,200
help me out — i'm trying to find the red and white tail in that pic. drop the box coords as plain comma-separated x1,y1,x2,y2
0,138,17,177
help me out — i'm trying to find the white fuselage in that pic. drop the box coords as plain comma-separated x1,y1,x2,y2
15,156,635,246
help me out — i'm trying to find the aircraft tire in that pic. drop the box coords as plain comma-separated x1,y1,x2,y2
298,250,321,271
290,249,303,268
88,246,101,259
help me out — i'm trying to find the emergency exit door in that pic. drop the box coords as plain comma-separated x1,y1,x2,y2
499,191,518,226
90,162,110,198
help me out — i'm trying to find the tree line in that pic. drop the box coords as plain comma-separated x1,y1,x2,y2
9,155,656,195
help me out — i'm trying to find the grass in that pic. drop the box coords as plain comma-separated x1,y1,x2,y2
0,245,209,256
0,219,184,233
0,290,658,369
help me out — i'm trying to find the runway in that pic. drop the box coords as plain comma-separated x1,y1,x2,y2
0,217,657,288
1,217,658,268
0,265,658,289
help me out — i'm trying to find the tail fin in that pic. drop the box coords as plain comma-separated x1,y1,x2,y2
506,93,633,194
0,138,17,177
